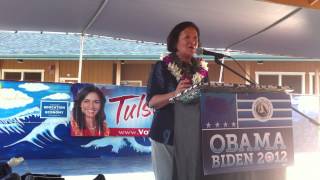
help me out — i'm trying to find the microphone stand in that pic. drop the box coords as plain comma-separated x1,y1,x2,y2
214,56,320,126
214,57,255,85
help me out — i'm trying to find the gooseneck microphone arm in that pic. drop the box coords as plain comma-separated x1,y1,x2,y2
196,48,256,84
214,56,256,85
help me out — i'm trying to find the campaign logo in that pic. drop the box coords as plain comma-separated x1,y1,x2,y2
40,100,68,118
252,97,273,122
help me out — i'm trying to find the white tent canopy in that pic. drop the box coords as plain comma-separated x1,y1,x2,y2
0,0,320,58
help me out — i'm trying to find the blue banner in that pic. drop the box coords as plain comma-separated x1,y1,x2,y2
0,80,152,159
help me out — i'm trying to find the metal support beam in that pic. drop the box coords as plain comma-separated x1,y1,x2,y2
116,61,121,85
226,7,302,49
78,35,85,83
81,0,109,34
77,0,109,83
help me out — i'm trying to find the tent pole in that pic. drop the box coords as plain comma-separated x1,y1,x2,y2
218,58,225,83
78,34,85,83
225,7,302,49
81,0,109,33
77,0,108,83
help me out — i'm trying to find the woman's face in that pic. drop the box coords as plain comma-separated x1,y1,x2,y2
80,92,101,120
176,27,198,60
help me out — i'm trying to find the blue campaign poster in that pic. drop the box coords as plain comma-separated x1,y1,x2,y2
70,83,153,137
0,80,152,159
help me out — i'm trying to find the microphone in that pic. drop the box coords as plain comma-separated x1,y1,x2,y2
196,48,232,59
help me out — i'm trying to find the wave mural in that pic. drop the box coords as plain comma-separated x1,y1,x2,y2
0,80,152,159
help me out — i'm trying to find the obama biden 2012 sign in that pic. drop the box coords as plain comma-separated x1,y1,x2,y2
201,92,293,175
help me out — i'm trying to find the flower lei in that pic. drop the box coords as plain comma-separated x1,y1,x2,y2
163,54,208,84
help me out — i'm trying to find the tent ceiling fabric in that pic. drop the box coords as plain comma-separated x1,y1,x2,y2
0,0,105,33
0,0,319,58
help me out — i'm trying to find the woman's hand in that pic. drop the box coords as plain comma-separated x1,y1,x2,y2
174,79,192,96
148,79,192,110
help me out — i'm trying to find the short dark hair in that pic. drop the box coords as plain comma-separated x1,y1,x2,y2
72,85,106,132
167,21,200,53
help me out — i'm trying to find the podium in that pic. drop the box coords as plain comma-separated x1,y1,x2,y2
173,83,294,180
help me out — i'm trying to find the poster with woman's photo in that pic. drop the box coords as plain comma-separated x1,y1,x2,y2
70,83,153,137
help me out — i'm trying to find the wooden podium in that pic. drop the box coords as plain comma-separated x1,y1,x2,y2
173,84,293,180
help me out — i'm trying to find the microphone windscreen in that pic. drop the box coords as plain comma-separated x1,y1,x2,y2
196,47,204,55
